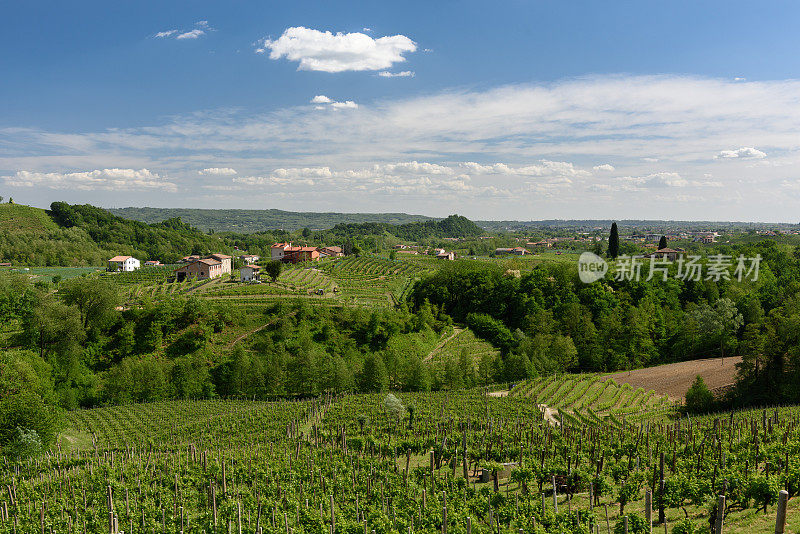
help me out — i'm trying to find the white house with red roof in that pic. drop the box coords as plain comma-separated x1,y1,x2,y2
107,256,140,272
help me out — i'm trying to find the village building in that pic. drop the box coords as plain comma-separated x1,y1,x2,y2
645,248,683,261
207,254,232,274
285,247,320,264
436,251,455,260
174,258,224,281
144,260,162,266
271,243,294,261
240,265,261,282
240,254,259,263
317,246,343,258
179,255,200,264
107,256,140,272
495,247,529,256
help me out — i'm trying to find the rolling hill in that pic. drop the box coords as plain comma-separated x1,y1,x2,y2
108,207,435,233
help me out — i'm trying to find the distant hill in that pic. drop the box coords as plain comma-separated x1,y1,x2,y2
108,207,435,233
327,215,484,240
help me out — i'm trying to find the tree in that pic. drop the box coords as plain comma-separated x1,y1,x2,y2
607,222,619,258
360,353,388,392
383,393,406,424
60,278,119,332
302,227,311,238
264,260,283,283
685,375,714,413
0,196,3,203
658,235,667,249
389,250,397,261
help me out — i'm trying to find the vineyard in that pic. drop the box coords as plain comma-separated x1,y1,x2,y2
508,375,674,421
109,256,434,309
2,389,798,533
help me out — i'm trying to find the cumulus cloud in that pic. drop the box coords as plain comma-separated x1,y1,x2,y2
155,30,178,38
310,95,332,104
715,147,767,159
256,26,416,72
330,100,358,110
199,167,237,176
378,71,415,78
4,169,177,192
592,164,615,172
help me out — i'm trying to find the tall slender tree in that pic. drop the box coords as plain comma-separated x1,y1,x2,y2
607,222,619,258
658,236,667,249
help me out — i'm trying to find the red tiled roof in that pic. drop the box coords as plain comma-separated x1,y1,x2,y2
108,256,132,262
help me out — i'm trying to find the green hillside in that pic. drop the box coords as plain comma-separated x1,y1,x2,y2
109,206,435,232
0,202,233,266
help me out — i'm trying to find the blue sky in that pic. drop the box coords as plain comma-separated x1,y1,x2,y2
2,0,800,221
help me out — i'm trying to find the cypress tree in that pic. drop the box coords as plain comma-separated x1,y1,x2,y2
607,222,619,258
658,235,667,249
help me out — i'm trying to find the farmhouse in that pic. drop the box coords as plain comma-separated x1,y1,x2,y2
240,254,259,263
240,265,261,282
436,251,455,260
174,258,224,281
271,242,324,263
144,260,162,266
179,255,200,264
318,246,343,258
285,247,320,264
271,243,294,261
645,248,683,262
207,254,232,274
495,247,529,256
107,256,140,272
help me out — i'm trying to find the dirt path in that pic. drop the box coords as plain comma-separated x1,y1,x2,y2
423,327,465,362
536,404,560,426
487,390,508,397
601,356,741,400
227,311,296,349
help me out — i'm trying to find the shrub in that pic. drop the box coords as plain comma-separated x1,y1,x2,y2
685,375,714,413
613,514,648,534
671,518,699,534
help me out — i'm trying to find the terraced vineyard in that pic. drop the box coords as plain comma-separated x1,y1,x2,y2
319,256,433,307
509,373,674,420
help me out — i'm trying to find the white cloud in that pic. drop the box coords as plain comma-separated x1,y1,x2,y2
154,21,210,40
378,71,415,78
199,167,237,176
715,147,767,159
177,29,205,40
257,26,416,72
330,100,358,110
4,169,177,192
310,95,332,104
592,164,615,172
9,75,800,219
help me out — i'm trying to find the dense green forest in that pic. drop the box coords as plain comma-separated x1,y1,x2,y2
109,206,434,232
409,239,800,408
325,215,484,241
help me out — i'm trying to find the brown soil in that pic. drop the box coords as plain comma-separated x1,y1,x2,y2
601,356,741,400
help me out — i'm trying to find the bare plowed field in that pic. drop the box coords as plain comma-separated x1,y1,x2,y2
602,356,741,400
